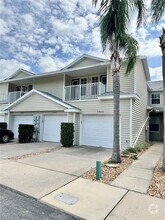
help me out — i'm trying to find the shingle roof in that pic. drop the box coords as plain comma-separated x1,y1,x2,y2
147,81,163,91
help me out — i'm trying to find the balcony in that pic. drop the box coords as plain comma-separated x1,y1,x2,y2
0,91,26,104
65,82,106,101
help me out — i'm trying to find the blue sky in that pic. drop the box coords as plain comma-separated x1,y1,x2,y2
0,0,164,81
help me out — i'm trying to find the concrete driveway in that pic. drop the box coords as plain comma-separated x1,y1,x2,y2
0,141,112,199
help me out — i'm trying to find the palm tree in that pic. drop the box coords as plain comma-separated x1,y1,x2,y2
92,0,145,163
151,1,165,172
151,0,165,22
160,29,165,172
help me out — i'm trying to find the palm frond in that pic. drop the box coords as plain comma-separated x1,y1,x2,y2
100,0,129,51
151,0,165,22
93,0,146,28
119,34,139,74
128,0,146,27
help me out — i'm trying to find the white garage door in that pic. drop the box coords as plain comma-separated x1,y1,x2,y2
13,115,34,138
81,115,113,148
43,115,67,142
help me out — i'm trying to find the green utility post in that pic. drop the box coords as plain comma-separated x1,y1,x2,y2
96,160,101,180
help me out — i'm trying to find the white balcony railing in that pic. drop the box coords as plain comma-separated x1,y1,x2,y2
0,91,26,104
65,82,106,101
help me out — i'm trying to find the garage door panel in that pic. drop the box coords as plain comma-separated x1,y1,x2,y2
43,115,67,142
82,115,113,148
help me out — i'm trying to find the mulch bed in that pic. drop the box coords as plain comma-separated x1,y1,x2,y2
8,147,60,160
82,150,165,200
82,156,134,184
147,157,165,199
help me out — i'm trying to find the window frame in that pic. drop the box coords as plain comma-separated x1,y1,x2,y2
151,93,161,105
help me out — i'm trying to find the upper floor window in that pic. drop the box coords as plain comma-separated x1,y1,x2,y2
151,93,160,104
15,85,33,93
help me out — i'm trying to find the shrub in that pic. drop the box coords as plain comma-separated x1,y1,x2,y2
126,147,137,153
18,124,34,143
131,154,138,160
61,122,74,147
135,146,142,152
135,142,151,152
121,149,130,155
0,122,7,129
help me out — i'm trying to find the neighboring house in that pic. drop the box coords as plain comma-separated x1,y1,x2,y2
0,54,163,148
147,80,164,142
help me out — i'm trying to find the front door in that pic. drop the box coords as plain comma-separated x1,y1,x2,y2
149,113,164,141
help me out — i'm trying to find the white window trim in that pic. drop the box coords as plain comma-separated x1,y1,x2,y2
150,93,161,105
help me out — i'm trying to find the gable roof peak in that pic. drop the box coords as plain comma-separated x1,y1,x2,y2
6,68,35,80
62,54,109,70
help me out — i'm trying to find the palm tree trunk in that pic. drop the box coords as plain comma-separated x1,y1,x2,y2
161,29,165,172
111,71,121,163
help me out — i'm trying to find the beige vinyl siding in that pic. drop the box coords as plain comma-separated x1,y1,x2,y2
66,112,80,145
120,100,131,148
65,75,70,86
68,100,114,114
69,99,130,148
34,75,63,99
70,58,101,69
68,113,73,122
107,63,135,93
0,104,9,111
0,112,7,122
11,72,30,79
0,83,8,93
10,93,65,112
74,113,80,145
132,58,148,146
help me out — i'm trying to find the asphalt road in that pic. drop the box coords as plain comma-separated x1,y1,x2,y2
0,185,81,220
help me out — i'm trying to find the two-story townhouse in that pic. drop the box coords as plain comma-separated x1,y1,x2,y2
0,54,153,149
147,80,164,142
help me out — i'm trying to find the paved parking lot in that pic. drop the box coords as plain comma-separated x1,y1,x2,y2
0,141,112,199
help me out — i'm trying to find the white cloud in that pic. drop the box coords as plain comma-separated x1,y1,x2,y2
37,56,66,72
22,14,35,27
0,59,31,80
0,0,164,80
149,66,162,81
0,19,10,35
138,38,161,57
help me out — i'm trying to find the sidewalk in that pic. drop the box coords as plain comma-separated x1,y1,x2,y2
111,142,163,193
41,143,165,220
